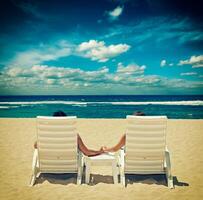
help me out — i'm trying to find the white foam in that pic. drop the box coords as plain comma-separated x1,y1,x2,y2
0,106,10,109
0,100,202,106
109,101,203,106
72,104,87,107
0,106,19,109
0,101,87,105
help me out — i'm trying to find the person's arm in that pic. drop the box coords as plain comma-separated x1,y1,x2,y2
77,134,104,157
103,134,126,152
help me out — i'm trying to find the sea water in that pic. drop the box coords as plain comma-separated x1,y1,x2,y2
0,95,203,119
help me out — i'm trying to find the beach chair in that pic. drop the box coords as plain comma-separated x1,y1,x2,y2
119,115,173,188
29,116,83,186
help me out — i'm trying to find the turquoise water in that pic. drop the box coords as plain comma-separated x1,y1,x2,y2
0,95,203,119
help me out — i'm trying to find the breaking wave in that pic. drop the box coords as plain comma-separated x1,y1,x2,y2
0,100,203,106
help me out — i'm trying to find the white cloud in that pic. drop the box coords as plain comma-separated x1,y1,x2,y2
3,65,111,84
9,41,72,67
192,64,203,68
46,79,56,85
77,40,130,62
6,67,35,77
84,83,90,87
178,55,203,68
0,63,148,89
108,6,123,21
8,39,130,67
160,60,166,67
160,60,174,67
116,62,146,75
1,63,203,94
77,40,104,51
181,72,197,76
134,75,160,84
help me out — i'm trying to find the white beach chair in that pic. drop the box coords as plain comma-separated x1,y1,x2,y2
119,115,174,188
29,116,83,186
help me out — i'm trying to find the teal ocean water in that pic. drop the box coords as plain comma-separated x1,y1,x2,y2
0,95,203,119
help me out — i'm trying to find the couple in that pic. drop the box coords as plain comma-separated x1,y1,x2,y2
34,110,145,157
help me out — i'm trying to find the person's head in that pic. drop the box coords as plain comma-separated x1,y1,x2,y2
133,111,145,116
53,110,67,117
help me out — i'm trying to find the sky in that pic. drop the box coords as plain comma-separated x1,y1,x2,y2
0,0,203,95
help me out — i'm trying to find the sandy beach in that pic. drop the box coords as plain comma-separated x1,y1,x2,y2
0,118,203,200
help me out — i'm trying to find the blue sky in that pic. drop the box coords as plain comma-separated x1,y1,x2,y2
0,0,203,95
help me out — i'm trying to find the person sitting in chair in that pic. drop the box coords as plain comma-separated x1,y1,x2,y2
102,111,145,152
34,111,104,157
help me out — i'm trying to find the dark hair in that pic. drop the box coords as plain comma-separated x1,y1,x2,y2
133,111,145,116
53,110,67,117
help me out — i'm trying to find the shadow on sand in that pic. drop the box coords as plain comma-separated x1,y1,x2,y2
125,174,189,188
35,173,189,188
36,173,78,185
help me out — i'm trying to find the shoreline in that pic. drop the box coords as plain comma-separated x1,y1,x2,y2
1,117,203,120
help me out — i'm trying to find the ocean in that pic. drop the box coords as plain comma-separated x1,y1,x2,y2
0,95,203,119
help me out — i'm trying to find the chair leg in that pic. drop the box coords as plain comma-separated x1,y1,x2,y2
77,167,82,185
85,160,91,184
165,150,174,189
112,161,118,184
166,175,174,189
36,172,40,178
29,163,39,186
77,153,83,185
29,149,38,186
119,163,125,186
119,148,125,186
30,174,36,186
77,160,83,184
119,165,125,186
121,173,125,187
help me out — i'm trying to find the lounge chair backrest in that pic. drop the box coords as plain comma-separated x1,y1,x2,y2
125,115,167,173
36,116,77,173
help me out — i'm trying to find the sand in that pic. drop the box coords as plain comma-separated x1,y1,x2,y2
0,118,203,200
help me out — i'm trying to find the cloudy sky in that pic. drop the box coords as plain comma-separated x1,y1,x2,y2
0,0,203,95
